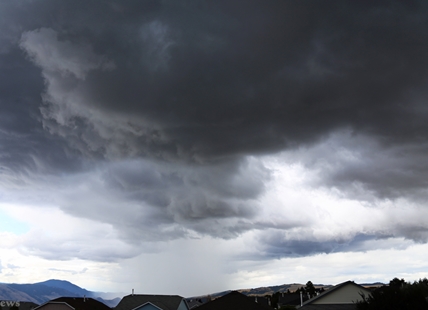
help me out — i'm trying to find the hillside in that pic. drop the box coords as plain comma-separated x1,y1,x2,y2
0,280,122,307
192,281,382,300
0,284,37,303
196,283,328,300
238,283,315,295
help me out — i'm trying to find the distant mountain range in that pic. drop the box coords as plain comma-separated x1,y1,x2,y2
0,279,122,307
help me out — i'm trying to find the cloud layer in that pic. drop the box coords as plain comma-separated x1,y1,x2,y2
1,0,428,293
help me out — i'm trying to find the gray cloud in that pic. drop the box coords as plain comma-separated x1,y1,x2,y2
248,230,416,260
282,130,428,202
20,231,142,262
30,157,268,243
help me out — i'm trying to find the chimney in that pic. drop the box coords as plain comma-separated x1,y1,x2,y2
132,289,134,296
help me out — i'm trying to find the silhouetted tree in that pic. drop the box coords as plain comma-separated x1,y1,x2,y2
267,292,279,308
357,278,428,310
295,287,304,294
305,281,316,298
389,277,405,288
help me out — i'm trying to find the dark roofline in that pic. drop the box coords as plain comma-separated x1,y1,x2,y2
33,297,110,310
129,302,164,310
121,294,185,298
33,301,75,310
195,291,273,310
115,293,186,310
300,281,371,306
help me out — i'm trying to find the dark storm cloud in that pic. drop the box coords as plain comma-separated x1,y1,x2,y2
0,42,84,179
15,0,428,162
2,0,428,261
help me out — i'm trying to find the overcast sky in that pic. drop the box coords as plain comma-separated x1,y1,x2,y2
1,0,428,297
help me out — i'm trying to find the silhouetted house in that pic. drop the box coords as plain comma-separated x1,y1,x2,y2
277,293,309,308
195,291,272,310
33,297,111,310
0,301,38,310
248,296,270,307
114,294,189,310
298,281,371,309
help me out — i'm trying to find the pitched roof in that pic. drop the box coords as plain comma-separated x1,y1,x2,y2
114,294,185,310
299,281,370,308
297,305,357,310
248,296,270,307
35,297,111,310
278,293,308,306
186,299,204,309
195,291,273,310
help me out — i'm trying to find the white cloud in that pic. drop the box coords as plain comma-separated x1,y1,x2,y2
0,202,141,262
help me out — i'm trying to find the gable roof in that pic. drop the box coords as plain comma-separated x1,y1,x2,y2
114,294,185,310
297,305,359,310
35,297,111,310
185,299,204,310
195,291,272,310
278,293,309,306
300,281,371,308
248,296,270,307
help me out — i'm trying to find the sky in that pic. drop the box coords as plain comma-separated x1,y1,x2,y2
1,0,428,298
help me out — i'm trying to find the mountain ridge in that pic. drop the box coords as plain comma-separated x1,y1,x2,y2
0,280,122,307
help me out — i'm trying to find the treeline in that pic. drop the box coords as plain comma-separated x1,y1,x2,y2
357,277,428,310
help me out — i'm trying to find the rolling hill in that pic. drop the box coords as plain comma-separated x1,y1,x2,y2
0,279,122,307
